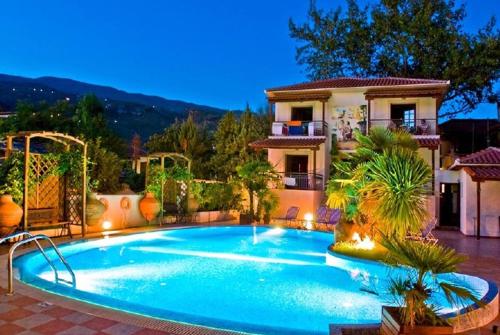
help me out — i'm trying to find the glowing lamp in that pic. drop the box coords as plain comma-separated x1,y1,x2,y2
304,213,314,230
102,220,112,230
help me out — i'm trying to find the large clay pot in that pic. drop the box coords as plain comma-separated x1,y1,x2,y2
86,193,106,227
139,192,161,222
0,195,23,235
187,195,199,213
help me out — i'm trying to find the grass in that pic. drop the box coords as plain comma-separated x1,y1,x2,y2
330,241,389,262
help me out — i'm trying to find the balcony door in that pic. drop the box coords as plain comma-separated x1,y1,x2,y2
390,104,416,130
285,155,308,189
291,107,313,121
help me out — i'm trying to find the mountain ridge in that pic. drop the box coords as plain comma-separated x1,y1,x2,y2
0,73,230,140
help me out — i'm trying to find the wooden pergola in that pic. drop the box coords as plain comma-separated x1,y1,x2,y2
5,131,88,236
144,152,192,216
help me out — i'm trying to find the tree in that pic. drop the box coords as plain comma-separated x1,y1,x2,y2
87,138,122,194
236,160,280,222
210,111,241,180
238,104,268,162
381,235,482,327
289,0,500,116
326,128,430,239
145,114,213,178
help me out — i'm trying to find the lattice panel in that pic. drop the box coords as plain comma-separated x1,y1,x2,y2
66,168,84,226
27,154,61,210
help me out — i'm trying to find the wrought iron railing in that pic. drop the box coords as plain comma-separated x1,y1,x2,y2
276,172,324,190
271,121,328,137
369,118,437,135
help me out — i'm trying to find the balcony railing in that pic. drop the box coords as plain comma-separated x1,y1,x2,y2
272,121,328,137
369,118,437,135
275,172,324,190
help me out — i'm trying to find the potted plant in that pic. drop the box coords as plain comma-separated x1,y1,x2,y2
380,235,483,335
236,160,280,225
140,165,165,223
0,153,24,235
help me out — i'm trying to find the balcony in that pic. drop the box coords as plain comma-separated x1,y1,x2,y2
369,118,437,135
272,121,328,137
275,172,324,190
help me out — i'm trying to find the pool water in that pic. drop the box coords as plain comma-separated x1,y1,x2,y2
14,227,489,335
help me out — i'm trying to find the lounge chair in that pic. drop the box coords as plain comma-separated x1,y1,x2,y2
324,209,341,231
407,218,438,244
272,206,299,227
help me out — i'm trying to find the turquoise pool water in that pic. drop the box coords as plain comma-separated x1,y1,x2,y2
14,226,489,335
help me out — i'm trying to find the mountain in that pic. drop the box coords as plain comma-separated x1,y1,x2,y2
0,74,229,140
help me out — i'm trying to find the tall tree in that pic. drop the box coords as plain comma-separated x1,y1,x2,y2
238,104,268,163
289,0,500,116
210,111,241,180
145,114,213,178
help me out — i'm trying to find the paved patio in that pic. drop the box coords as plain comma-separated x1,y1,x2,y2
0,227,498,335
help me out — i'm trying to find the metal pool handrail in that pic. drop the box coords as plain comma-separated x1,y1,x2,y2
2,232,76,295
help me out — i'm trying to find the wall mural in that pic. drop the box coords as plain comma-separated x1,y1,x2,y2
331,105,367,146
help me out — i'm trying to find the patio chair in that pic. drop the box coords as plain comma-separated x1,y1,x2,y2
313,205,329,229
407,218,438,244
272,206,299,227
324,208,341,231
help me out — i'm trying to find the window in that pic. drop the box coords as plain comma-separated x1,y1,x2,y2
291,107,313,121
391,104,416,130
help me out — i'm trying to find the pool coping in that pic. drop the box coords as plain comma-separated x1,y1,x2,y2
327,250,500,333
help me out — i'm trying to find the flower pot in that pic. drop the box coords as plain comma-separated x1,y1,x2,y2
139,192,161,222
239,213,253,225
381,306,453,335
187,195,199,213
0,195,23,235
85,193,106,227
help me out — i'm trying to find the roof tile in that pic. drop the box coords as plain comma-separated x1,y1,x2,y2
267,77,449,92
459,147,500,165
250,137,325,149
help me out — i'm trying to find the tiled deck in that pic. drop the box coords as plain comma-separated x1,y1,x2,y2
0,226,498,335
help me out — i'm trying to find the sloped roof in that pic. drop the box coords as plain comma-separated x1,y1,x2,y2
249,137,325,149
456,147,500,165
450,147,500,181
414,135,440,149
266,77,449,92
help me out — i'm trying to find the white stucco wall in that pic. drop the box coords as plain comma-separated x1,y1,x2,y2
459,169,500,237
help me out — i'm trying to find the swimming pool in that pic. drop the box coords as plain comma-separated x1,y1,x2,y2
14,226,490,335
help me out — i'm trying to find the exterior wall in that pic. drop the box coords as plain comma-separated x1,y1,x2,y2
271,189,324,221
95,194,147,231
459,169,500,237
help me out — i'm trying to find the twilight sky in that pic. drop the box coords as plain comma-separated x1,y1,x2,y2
0,0,498,113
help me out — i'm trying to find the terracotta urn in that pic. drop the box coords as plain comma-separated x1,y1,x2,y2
86,192,106,226
139,192,161,222
0,195,23,235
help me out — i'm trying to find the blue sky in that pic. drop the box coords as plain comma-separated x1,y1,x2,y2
0,0,498,113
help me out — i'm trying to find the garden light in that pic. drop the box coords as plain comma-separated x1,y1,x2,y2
102,220,112,230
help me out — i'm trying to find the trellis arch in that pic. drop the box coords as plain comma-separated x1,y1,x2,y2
145,152,192,215
5,131,88,236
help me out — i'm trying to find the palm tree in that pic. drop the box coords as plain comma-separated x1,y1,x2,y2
360,147,431,238
327,128,428,237
381,235,483,328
